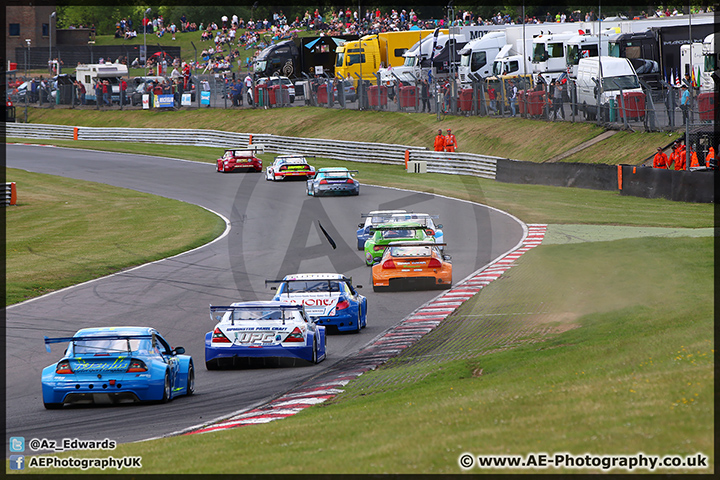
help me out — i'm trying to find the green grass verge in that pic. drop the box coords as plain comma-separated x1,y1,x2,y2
5,168,225,305
8,138,714,228
23,236,713,474
21,107,679,165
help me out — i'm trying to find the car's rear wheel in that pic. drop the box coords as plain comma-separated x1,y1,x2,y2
187,363,195,395
312,337,318,363
355,310,362,333
44,402,63,410
160,371,171,403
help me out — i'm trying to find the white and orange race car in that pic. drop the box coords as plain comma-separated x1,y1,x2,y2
372,241,452,291
265,154,316,181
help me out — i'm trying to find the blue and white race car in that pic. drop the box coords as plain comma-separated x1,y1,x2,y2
205,301,326,369
42,326,194,409
306,167,360,196
356,210,407,250
269,273,367,333
390,213,444,248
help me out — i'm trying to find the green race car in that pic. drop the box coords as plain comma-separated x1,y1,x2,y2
363,221,434,266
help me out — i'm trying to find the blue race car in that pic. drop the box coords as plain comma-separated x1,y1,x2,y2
269,273,367,333
205,301,326,369
356,210,408,250
42,327,194,409
306,167,360,196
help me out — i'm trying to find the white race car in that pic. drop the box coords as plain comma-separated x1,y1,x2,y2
390,213,444,249
204,301,326,369
268,273,367,333
265,154,316,181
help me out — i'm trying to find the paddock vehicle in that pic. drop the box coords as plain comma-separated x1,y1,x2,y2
42,327,194,409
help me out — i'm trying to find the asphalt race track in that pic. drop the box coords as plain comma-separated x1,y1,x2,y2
6,144,524,449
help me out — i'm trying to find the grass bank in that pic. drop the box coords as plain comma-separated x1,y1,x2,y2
5,168,225,305
23,107,675,164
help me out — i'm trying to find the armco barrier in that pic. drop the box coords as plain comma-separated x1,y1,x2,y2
6,123,497,178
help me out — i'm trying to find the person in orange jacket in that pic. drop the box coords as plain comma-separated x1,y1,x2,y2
689,145,700,168
674,143,686,170
652,146,669,169
433,129,446,151
444,128,457,152
705,146,715,169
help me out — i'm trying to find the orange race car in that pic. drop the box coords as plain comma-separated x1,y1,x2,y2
371,242,451,292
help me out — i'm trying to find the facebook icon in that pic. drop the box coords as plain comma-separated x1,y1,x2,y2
10,455,25,470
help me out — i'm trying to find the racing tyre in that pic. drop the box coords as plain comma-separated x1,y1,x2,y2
205,359,219,370
312,337,318,364
44,402,63,410
187,363,195,395
160,371,171,403
265,170,272,181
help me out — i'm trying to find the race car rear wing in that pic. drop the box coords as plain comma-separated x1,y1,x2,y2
368,225,437,233
384,242,447,248
360,210,411,218
228,144,265,155
44,334,155,353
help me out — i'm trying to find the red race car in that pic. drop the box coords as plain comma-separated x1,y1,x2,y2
216,145,264,173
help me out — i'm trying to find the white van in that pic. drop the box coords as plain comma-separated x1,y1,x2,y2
575,56,642,121
75,64,129,104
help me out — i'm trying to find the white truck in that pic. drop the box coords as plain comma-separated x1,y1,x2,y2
75,63,129,104
379,25,506,85
700,33,716,92
486,23,564,80
530,31,578,83
564,30,615,78
576,56,642,121
457,31,507,83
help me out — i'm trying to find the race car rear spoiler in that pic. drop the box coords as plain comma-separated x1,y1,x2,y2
384,242,447,248
360,210,412,218
368,225,436,233
44,334,155,353
230,144,265,154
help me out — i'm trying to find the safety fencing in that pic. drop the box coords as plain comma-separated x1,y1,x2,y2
6,123,499,179
4,182,18,206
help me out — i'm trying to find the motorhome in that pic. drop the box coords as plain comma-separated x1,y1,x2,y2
75,63,128,104
680,42,703,83
575,56,642,121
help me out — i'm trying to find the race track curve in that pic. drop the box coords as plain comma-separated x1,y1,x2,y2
5,144,524,449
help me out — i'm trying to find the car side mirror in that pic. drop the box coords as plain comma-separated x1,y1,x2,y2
270,286,277,290
355,285,363,289
436,224,443,229
443,254,452,261
372,259,381,265
358,223,364,228
173,346,185,355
